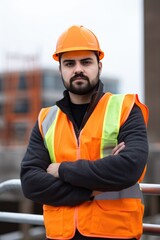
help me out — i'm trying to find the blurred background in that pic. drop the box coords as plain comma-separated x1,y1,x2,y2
0,0,160,239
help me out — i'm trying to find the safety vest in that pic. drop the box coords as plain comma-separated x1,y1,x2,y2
38,93,148,240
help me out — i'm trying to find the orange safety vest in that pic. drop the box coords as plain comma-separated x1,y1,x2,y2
38,93,148,240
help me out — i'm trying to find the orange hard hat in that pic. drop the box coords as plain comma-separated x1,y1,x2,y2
52,25,104,61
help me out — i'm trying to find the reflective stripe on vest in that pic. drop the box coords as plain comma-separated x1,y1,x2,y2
42,105,59,163
95,183,143,201
100,94,125,157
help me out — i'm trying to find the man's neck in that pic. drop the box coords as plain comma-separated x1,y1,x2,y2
69,92,91,104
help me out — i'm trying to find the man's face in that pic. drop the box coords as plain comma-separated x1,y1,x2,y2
59,50,102,95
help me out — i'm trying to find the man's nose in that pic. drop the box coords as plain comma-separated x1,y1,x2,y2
74,62,83,74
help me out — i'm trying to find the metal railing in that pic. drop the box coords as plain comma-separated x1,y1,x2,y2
0,179,160,236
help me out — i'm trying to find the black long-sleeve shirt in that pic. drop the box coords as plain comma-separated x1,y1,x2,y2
20,82,148,207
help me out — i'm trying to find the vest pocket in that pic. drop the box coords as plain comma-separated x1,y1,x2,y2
43,205,63,237
79,199,144,238
82,137,117,160
89,199,143,237
43,205,75,239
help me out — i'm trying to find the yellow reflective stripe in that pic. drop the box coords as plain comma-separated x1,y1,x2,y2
44,107,59,163
100,94,125,157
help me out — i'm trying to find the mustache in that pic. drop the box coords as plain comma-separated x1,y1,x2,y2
71,73,89,82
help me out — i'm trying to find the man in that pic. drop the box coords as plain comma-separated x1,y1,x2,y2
20,25,149,240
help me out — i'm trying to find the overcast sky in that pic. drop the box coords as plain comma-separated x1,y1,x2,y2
0,0,145,99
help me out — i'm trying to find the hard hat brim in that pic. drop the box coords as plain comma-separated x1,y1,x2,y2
53,48,104,61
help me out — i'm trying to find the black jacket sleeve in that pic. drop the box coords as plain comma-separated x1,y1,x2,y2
59,105,148,191
20,121,92,206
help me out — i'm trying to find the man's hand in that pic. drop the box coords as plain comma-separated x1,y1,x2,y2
47,163,60,178
112,142,125,155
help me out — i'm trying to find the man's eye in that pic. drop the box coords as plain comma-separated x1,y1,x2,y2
82,60,91,65
65,62,74,67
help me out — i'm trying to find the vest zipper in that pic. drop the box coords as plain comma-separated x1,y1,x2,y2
71,123,82,160
71,126,80,234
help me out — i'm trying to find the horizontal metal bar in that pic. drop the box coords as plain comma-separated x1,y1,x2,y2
143,223,160,235
0,212,44,225
140,183,160,195
0,179,21,194
1,179,160,195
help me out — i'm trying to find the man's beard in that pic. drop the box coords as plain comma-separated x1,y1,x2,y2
61,72,100,95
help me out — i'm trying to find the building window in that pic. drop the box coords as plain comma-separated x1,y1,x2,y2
13,98,30,113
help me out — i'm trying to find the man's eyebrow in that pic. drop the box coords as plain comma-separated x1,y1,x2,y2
63,57,93,63
62,59,75,63
80,57,93,61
